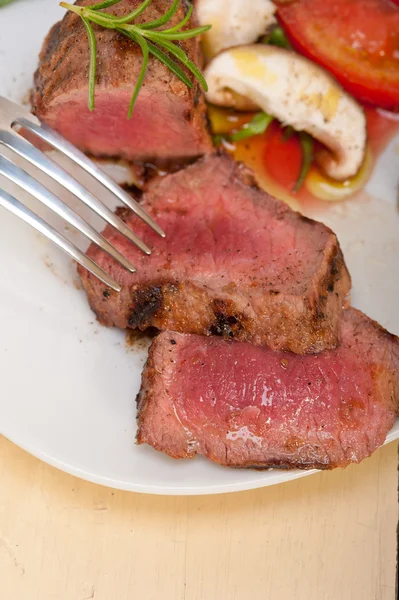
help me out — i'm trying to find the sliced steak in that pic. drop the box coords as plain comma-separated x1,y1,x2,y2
79,154,351,354
32,0,212,164
136,309,399,469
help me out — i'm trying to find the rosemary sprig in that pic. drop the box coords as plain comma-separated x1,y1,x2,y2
147,41,191,87
0,0,16,6
60,0,211,118
81,17,97,111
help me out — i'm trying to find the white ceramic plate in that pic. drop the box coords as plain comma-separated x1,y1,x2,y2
0,0,398,495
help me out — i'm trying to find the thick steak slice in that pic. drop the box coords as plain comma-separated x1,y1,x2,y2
136,309,399,469
79,154,350,354
32,0,212,164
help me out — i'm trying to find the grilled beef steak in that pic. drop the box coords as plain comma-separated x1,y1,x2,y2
79,154,350,354
32,0,212,164
136,309,399,469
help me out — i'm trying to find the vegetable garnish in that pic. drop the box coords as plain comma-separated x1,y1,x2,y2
212,112,273,146
205,45,366,180
196,0,277,59
280,126,314,192
0,0,15,6
276,0,399,110
213,113,313,192
60,0,211,118
282,125,294,141
230,112,273,142
294,132,313,192
263,26,291,50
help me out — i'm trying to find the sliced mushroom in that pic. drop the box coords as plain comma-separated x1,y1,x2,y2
205,45,367,180
195,0,276,59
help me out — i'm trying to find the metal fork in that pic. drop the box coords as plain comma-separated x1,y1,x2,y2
0,96,165,292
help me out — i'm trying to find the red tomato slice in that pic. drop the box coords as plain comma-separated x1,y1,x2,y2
276,0,399,110
262,123,303,191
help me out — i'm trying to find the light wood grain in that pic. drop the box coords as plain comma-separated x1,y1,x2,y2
0,435,397,600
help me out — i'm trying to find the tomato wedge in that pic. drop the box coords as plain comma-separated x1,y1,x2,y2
276,0,399,110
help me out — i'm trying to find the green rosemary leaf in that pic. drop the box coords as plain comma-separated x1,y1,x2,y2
110,0,152,24
0,0,16,7
82,10,118,28
140,0,179,29
120,29,149,118
294,132,313,192
163,4,193,33
264,26,291,49
60,2,81,14
147,41,192,88
81,17,97,111
230,112,273,142
89,0,121,10
148,36,208,90
148,24,211,41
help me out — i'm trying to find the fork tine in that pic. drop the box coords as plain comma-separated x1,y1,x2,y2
0,130,152,255
0,154,136,273
17,117,166,239
0,187,121,292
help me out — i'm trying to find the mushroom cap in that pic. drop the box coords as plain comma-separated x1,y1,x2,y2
195,0,276,59
205,45,367,180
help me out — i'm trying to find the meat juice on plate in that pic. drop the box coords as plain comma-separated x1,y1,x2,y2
209,105,399,212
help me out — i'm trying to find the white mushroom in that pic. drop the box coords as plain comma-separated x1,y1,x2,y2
195,0,276,59
205,45,367,180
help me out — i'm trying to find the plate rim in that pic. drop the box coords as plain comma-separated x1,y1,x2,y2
3,427,398,495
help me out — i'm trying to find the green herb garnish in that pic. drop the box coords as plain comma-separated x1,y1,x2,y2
282,125,295,141
263,26,291,49
60,0,211,118
294,132,314,192
282,127,314,191
212,112,273,146
230,112,274,142
0,0,16,6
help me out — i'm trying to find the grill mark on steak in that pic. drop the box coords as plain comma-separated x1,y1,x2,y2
209,299,245,338
136,309,399,469
128,286,164,329
78,154,351,354
128,283,179,329
324,246,341,294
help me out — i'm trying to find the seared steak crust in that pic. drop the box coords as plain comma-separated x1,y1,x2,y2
136,309,399,469
79,155,351,354
32,0,212,163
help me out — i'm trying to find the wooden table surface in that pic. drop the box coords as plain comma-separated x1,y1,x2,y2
0,435,397,600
